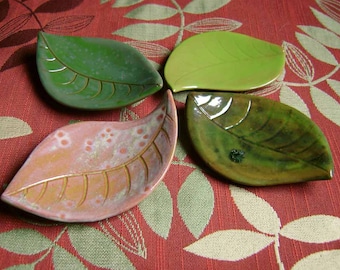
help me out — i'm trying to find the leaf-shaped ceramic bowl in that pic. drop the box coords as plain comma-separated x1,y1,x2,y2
186,92,333,186
1,90,177,222
164,31,285,92
36,32,163,110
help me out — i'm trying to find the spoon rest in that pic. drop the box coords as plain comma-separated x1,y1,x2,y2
165,31,285,92
186,91,333,186
1,90,177,222
36,32,163,110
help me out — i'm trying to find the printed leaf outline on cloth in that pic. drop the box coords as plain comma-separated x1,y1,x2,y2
0,117,32,139
99,211,146,258
186,92,333,186
0,28,39,48
34,0,84,13
0,229,52,255
184,18,242,33
0,13,32,42
296,32,338,66
316,0,340,22
280,215,340,243
183,0,231,14
125,41,170,58
1,43,36,72
36,32,163,109
280,85,311,118
43,15,94,33
53,246,86,270
67,225,135,270
327,79,340,97
298,26,340,49
6,263,36,270
292,249,340,270
311,7,340,35
184,230,275,261
229,186,281,235
125,4,178,21
113,23,179,41
164,31,285,92
112,0,142,8
311,86,340,126
138,181,173,239
1,90,178,222
283,41,315,81
0,0,9,22
177,170,214,239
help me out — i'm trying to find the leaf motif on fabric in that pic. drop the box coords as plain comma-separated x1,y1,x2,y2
280,215,340,243
0,28,39,48
283,41,315,81
53,246,86,270
125,41,170,58
230,186,281,235
139,181,173,239
67,225,136,270
298,26,340,49
292,249,340,270
183,0,231,14
184,230,275,261
311,86,340,126
280,85,311,117
0,117,32,139
0,0,9,22
35,0,84,13
43,15,94,33
0,13,32,42
5,263,35,270
112,0,143,8
0,229,52,255
99,211,146,258
177,170,214,239
316,0,340,22
311,7,340,35
113,23,179,41
296,32,338,66
1,43,36,72
185,18,242,33
327,79,340,97
125,4,178,21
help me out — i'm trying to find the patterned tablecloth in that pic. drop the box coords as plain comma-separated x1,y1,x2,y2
0,0,339,269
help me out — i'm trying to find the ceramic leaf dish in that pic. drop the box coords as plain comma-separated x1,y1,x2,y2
186,92,333,186
36,32,163,110
1,90,177,222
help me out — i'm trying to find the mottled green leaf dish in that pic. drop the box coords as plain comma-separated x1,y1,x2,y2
36,32,163,110
186,92,333,186
165,31,285,92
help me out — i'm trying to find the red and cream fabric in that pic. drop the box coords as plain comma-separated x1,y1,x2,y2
0,0,339,269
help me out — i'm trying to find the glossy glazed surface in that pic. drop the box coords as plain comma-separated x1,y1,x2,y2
165,31,285,92
186,92,333,186
36,32,163,110
1,90,177,222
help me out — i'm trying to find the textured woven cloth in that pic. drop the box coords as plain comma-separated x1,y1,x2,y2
0,0,339,269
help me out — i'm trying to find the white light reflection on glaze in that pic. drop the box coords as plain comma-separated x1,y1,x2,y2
224,100,252,130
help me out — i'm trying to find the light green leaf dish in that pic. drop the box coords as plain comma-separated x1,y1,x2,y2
186,92,334,186
165,31,285,92
36,32,163,110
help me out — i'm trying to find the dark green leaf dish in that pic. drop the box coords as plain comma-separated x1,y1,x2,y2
186,92,333,186
36,32,163,110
